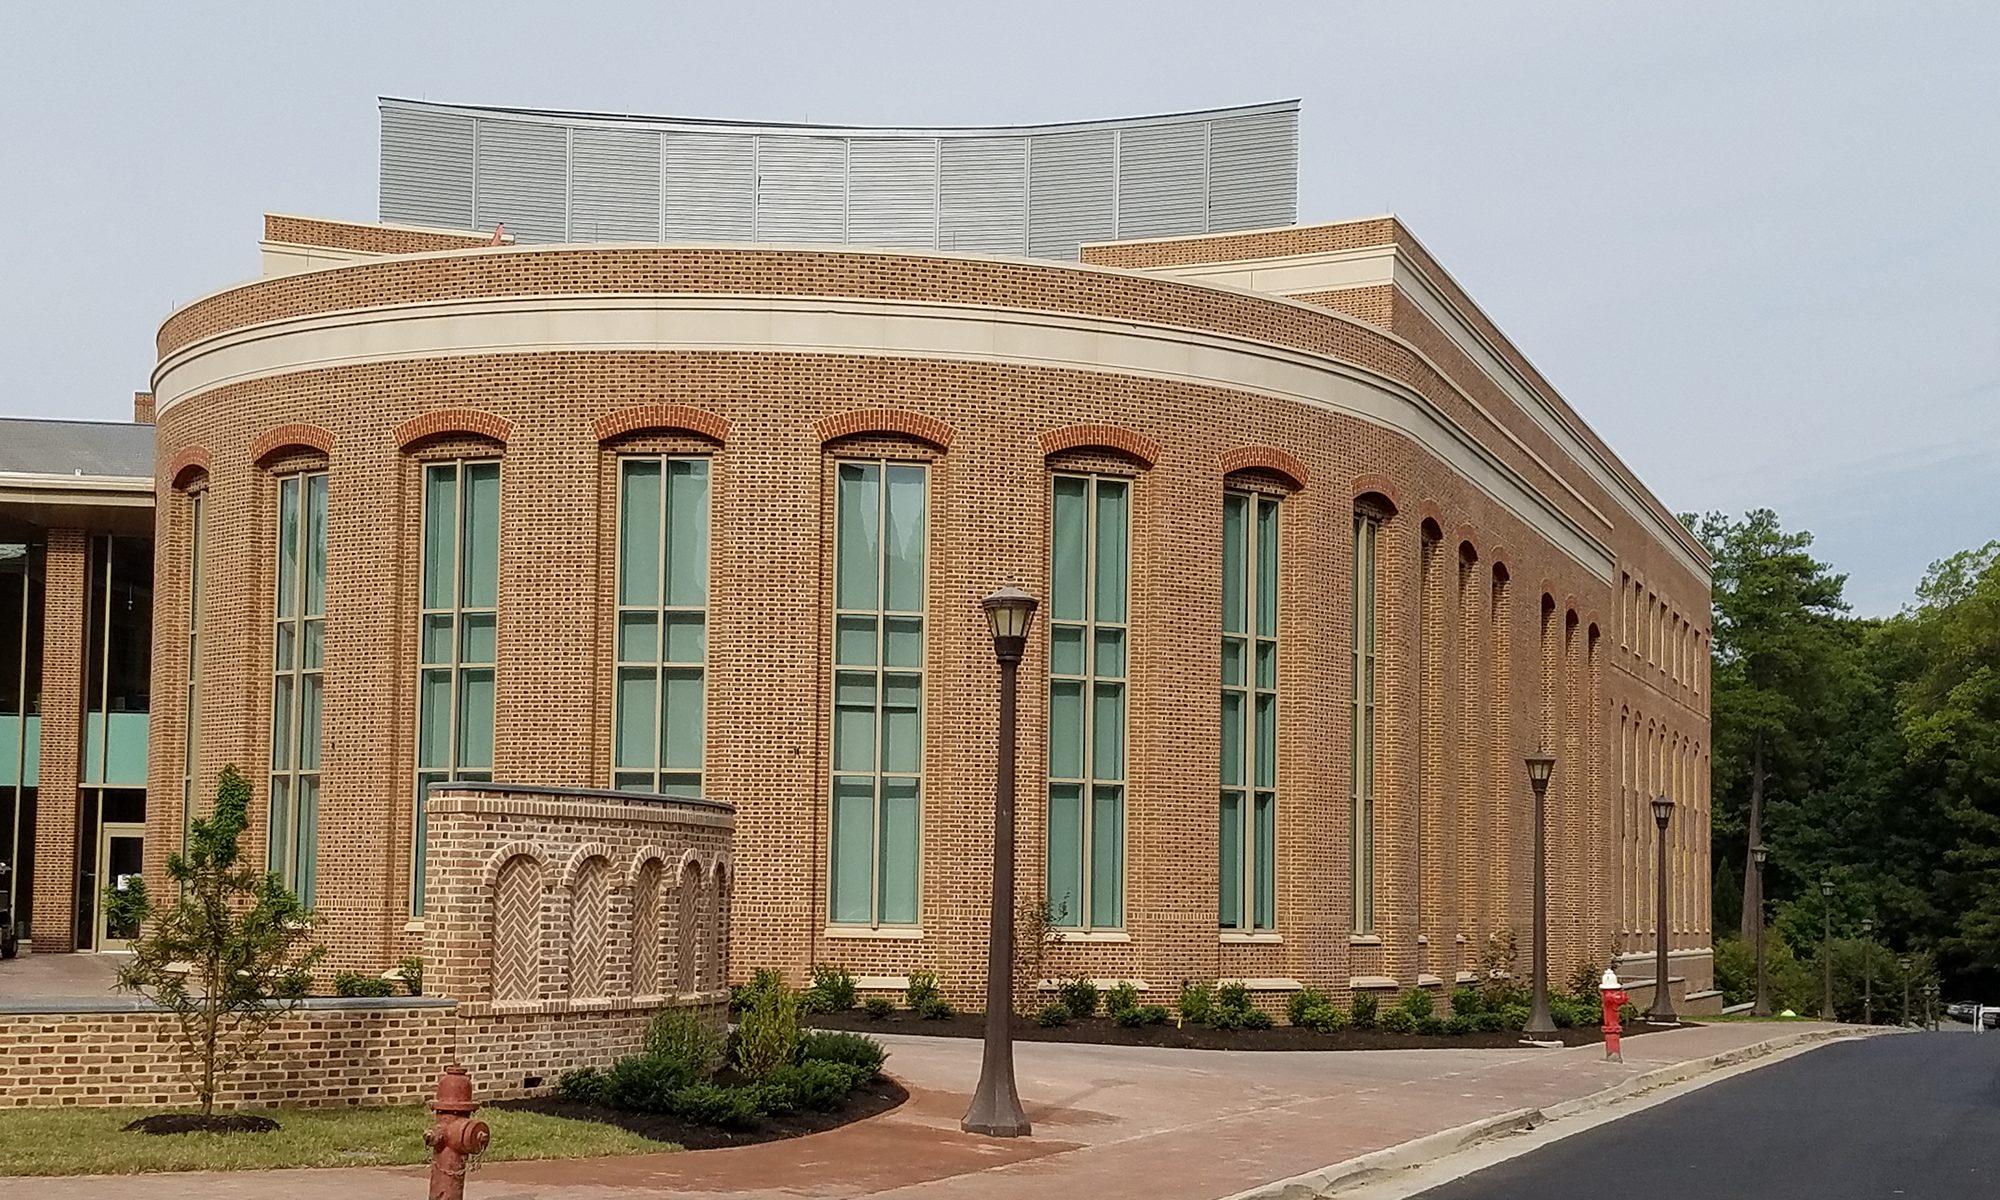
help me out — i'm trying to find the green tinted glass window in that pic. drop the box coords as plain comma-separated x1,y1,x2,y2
270,471,328,907
829,459,926,928
1220,491,1278,931
1047,473,1128,930
612,457,711,798
411,460,501,916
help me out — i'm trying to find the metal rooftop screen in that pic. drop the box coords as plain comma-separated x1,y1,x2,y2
379,98,1299,259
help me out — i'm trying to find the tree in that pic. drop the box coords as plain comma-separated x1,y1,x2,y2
115,765,324,1115
1687,510,1851,942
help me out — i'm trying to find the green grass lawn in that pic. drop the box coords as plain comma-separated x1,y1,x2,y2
0,1104,671,1176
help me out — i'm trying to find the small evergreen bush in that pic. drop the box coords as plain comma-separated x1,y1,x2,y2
397,957,425,996
1379,1008,1418,1034
1296,1003,1350,1034
1350,992,1380,1030
1056,977,1100,1019
863,996,894,1020
1116,1004,1170,1027
668,1082,763,1129
805,964,858,1013
734,976,803,1079
645,1009,724,1075
1397,988,1436,1020
1443,1014,1475,1036
765,1060,868,1112
1178,982,1217,1025
1449,986,1484,1017
1035,1003,1072,1027
1103,982,1141,1018
1286,987,1331,1027
333,971,396,997
1500,1003,1531,1031
905,971,954,1018
798,1030,887,1075
1415,1013,1446,1036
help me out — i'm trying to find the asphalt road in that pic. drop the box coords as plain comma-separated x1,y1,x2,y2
1415,1031,2000,1199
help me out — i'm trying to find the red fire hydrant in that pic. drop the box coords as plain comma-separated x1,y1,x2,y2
425,1065,491,1200
1600,970,1631,1062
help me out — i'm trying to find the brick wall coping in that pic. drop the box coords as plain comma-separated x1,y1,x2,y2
427,780,734,814
0,996,457,1016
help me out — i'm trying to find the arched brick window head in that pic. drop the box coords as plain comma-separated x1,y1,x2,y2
396,407,514,450
816,408,954,450
1039,423,1160,467
594,404,731,444
250,423,335,466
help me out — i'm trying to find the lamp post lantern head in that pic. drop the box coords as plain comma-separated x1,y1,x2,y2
1651,795,1675,828
1900,956,1911,970
981,585,1039,663
1752,843,1767,866
1820,878,1835,899
1861,918,1873,935
1524,750,1556,794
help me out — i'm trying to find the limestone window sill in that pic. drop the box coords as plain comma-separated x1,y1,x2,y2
1219,931,1283,944
822,925,924,941
1053,930,1131,943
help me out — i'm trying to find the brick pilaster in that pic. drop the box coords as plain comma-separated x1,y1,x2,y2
31,530,88,952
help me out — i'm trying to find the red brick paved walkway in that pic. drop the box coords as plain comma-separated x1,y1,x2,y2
16,1021,1847,1198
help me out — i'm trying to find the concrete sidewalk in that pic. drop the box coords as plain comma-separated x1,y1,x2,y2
16,1020,1863,1199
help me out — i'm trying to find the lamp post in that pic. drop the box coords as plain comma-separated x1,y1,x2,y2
1819,879,1836,1021
1923,982,1938,1031
962,584,1038,1138
1860,918,1875,1026
1648,796,1678,1024
1899,956,1911,1027
1751,844,1770,1017
1523,750,1558,1039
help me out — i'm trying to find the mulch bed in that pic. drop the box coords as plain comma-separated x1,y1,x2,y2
495,1075,908,1151
809,1009,1670,1051
124,1113,281,1135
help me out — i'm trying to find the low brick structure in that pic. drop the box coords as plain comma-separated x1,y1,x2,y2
1,782,734,1109
0,997,455,1108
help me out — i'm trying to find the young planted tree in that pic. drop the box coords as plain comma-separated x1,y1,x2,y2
115,765,324,1116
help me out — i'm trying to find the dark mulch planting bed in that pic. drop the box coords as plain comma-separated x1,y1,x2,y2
497,1075,908,1151
125,1113,281,1135
810,1009,1670,1051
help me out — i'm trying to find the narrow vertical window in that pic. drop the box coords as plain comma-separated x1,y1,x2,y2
1220,491,1278,931
181,490,203,856
613,457,710,796
829,460,925,928
1048,473,1128,930
270,473,326,904
413,459,499,915
1350,511,1380,934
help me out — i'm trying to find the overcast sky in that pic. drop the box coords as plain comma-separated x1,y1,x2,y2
3,2,1993,615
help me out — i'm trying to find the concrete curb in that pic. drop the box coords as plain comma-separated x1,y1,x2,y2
1216,1026,1885,1200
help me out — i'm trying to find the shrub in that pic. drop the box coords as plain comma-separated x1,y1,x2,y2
333,971,395,998
1442,1014,1475,1036
1239,1008,1274,1030
1416,1013,1446,1036
862,996,894,1020
1117,1004,1170,1027
668,1082,763,1129
798,1030,887,1075
1473,1011,1505,1033
1178,982,1217,1025
1103,982,1141,1018
805,964,858,1014
556,1066,608,1106
1056,977,1100,1019
645,1009,724,1076
905,970,954,1018
1379,1008,1418,1034
603,1054,698,1112
1619,1002,1639,1027
734,976,803,1079
1566,958,1610,1005
1499,1004,1531,1031
1035,1003,1072,1027
1216,982,1252,1013
397,956,425,996
1449,986,1484,1017
764,1060,867,1112
1478,929,1524,1009
1287,987,1332,1027
1397,988,1435,1020
1296,1003,1349,1034
1350,992,1379,1030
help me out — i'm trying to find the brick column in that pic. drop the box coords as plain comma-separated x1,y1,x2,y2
31,530,88,952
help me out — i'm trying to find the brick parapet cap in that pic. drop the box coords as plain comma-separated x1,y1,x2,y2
456,991,727,1019
0,996,457,1016
263,213,503,256
428,782,735,828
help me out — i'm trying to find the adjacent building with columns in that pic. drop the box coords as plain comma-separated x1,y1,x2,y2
9,98,1714,1013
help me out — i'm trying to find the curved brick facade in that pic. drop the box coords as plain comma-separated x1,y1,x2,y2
148,233,1713,1011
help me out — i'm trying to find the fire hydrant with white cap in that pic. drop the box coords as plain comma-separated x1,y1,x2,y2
424,1065,490,1200
1600,969,1631,1062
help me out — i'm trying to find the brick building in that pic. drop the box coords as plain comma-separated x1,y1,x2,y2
14,99,1715,1014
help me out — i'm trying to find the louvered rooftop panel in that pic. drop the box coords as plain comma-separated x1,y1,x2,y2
570,127,662,242
473,117,568,244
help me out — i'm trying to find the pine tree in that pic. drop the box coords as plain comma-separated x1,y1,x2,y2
114,766,325,1115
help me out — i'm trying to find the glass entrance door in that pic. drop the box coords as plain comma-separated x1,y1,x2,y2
96,823,144,951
